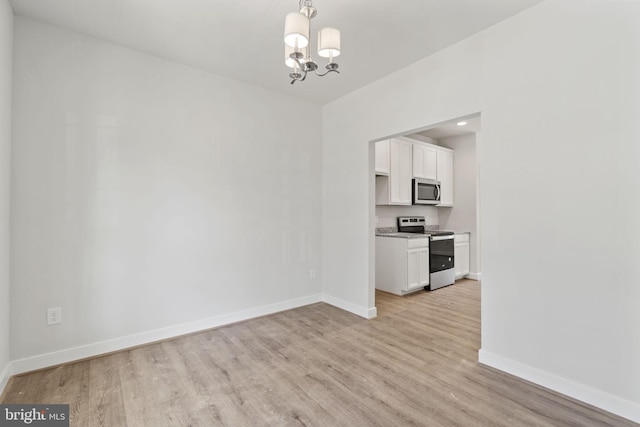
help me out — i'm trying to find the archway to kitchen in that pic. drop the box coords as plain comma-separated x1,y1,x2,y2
368,113,482,313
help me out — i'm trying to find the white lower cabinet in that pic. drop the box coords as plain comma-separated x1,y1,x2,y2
376,236,429,295
407,246,430,290
454,233,470,279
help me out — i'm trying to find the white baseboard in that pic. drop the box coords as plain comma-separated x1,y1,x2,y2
322,294,376,319
367,307,378,319
11,293,323,375
0,362,11,398
479,349,640,424
466,272,481,281
9,292,377,378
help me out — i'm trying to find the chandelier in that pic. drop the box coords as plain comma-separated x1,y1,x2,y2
284,0,341,84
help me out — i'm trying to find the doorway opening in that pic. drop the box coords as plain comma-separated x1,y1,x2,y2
369,113,482,313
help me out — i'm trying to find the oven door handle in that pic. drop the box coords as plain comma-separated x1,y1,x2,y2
435,184,441,201
430,235,454,241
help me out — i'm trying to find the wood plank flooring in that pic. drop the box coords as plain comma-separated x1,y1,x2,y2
3,279,638,426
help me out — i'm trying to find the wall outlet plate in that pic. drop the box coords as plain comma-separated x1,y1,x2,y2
47,307,62,325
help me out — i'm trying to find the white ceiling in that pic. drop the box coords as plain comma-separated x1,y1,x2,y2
413,115,482,139
8,0,544,105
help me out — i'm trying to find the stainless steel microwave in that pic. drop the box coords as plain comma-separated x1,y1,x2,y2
412,178,441,205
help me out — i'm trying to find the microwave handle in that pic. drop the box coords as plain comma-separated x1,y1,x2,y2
435,184,441,201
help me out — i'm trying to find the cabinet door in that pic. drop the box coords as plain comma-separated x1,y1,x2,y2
389,139,412,205
407,246,429,291
437,149,453,206
454,242,470,279
375,140,390,175
413,144,437,180
418,247,430,286
407,248,420,291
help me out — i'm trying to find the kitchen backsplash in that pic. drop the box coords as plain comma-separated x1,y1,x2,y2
375,205,439,229
375,227,397,234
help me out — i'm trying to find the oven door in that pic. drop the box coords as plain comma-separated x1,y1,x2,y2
413,179,441,205
429,235,454,273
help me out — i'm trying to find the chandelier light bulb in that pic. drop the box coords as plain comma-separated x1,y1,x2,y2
318,27,340,59
284,12,309,49
285,44,307,68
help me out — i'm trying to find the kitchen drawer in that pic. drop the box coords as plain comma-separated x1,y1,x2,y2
407,238,429,249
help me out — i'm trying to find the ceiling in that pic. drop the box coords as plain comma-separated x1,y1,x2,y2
412,115,482,139
8,0,545,105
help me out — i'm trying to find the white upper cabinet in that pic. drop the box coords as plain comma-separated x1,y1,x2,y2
412,143,437,180
375,140,390,175
390,139,413,205
436,148,454,207
411,140,454,207
375,137,453,207
376,138,412,205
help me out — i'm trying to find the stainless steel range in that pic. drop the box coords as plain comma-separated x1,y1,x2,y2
397,216,455,290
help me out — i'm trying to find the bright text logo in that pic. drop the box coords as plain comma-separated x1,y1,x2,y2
0,405,69,427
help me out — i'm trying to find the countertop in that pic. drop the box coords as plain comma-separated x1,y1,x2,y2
376,230,470,239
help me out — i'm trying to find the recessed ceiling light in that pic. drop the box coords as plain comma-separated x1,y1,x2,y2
457,121,467,126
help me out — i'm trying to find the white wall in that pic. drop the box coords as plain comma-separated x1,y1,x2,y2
323,25,484,320
10,17,323,368
0,0,13,391
438,133,480,277
323,0,640,422
479,2,640,419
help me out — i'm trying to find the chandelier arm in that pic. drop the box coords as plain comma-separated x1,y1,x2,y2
314,68,340,77
290,70,309,85
291,56,304,68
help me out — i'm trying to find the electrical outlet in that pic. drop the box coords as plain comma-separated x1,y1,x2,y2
310,269,317,280
47,307,62,326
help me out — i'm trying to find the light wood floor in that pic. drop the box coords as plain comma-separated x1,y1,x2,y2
3,280,637,426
